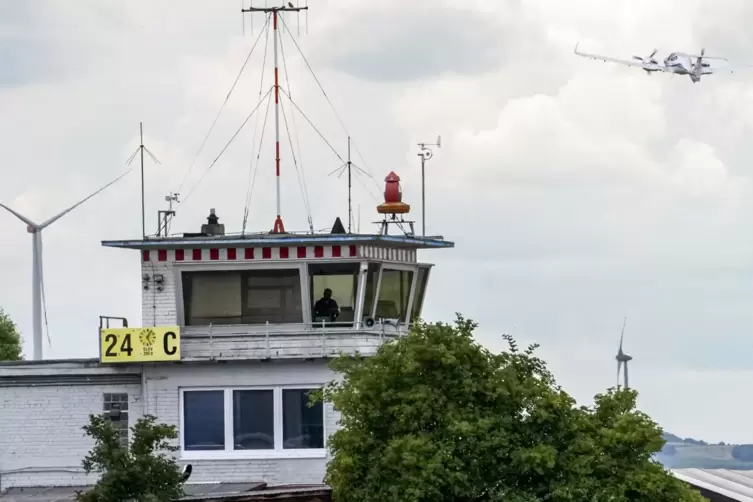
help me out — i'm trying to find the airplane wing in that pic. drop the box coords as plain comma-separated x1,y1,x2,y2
574,43,662,71
714,63,753,74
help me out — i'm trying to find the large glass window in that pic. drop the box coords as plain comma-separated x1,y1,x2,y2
411,267,430,321
361,263,381,320
282,389,324,449
182,269,303,325
183,390,225,451
243,269,303,324
182,271,242,325
375,269,414,323
309,263,359,327
181,387,325,457
233,390,274,450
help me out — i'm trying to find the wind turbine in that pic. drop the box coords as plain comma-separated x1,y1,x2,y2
0,169,132,361
615,317,632,389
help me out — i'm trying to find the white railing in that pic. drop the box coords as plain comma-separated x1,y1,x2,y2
179,320,412,361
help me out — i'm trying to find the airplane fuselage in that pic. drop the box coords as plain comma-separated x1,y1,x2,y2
663,52,714,82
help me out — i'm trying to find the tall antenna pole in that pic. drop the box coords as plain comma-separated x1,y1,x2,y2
347,136,352,233
242,2,308,234
417,135,441,236
126,122,161,238
140,123,146,239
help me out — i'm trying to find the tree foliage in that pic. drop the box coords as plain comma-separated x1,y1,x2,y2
76,414,185,502
319,315,704,502
0,308,22,361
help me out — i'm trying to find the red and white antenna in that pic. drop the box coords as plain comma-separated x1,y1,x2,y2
241,1,309,234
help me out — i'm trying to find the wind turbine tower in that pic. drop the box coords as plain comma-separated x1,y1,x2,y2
616,317,633,389
0,171,131,360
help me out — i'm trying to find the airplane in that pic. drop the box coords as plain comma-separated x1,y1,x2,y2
574,43,739,83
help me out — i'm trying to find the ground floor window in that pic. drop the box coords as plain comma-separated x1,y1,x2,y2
181,386,324,458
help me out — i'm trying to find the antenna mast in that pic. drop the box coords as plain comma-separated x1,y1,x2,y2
417,135,441,236
241,2,309,234
347,137,352,233
126,122,161,238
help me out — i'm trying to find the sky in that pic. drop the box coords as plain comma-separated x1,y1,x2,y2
3,0,753,443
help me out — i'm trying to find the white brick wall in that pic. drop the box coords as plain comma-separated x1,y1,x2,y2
142,259,178,327
144,360,338,485
0,359,341,490
0,383,143,490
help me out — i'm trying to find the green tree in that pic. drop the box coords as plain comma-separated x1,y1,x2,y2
0,308,22,361
319,316,704,502
76,414,186,502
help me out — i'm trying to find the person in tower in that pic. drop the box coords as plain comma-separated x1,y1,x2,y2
314,288,339,322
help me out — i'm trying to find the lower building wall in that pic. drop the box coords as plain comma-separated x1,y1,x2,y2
0,381,144,490
143,360,338,485
0,359,338,490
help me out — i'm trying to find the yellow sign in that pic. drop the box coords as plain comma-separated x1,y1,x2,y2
99,326,181,363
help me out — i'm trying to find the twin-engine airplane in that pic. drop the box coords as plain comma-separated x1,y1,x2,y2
574,43,742,83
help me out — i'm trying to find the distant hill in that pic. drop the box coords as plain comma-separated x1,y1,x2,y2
656,431,753,470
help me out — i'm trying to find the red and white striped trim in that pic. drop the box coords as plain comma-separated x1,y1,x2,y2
142,245,358,263
359,246,417,263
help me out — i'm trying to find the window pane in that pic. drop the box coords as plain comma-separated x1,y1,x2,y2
309,263,360,327
183,390,225,451
243,269,303,324
411,267,430,321
233,390,275,450
376,269,414,323
182,271,242,325
282,389,324,449
361,263,381,320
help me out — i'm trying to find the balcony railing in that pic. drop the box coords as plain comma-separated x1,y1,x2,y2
179,320,411,361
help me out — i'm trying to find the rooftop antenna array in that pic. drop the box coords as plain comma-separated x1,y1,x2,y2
330,137,369,233
241,1,309,234
417,135,441,236
125,122,161,239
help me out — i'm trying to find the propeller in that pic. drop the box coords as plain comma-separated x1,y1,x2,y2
632,48,658,65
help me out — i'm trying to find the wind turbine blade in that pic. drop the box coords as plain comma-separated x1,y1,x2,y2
39,168,133,229
624,362,629,389
619,316,627,350
0,203,38,228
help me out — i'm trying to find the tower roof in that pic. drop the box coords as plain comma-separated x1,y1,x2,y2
102,232,453,250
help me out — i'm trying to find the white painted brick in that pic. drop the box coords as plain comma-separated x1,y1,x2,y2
143,360,336,484
0,360,344,490
0,383,143,490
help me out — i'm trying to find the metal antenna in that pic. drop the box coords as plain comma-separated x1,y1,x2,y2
241,1,309,234
158,192,180,236
417,134,441,236
329,136,369,233
126,122,161,238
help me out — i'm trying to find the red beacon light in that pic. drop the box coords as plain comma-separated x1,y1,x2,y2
377,171,410,215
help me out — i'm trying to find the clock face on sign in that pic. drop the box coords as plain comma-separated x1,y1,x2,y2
139,329,156,346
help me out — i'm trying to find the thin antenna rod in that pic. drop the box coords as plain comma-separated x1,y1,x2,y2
347,136,352,233
140,122,146,239
241,2,309,234
126,122,161,238
417,135,441,236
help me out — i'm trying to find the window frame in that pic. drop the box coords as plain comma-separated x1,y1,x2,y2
175,263,311,329
410,265,433,322
179,385,327,460
369,263,419,323
308,262,362,328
